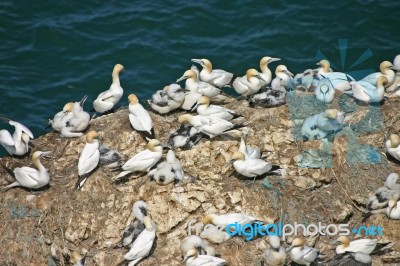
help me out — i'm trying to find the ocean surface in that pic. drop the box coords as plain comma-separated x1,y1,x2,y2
0,1,399,155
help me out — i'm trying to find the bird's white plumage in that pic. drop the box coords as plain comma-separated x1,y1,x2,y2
78,141,100,176
129,102,153,134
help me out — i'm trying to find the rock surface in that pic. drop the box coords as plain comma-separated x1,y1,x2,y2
1,96,400,265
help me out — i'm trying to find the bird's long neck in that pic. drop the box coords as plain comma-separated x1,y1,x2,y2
376,81,385,99
260,64,271,77
34,157,47,173
112,70,121,85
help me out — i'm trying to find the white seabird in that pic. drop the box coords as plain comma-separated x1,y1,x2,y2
148,84,185,114
248,77,286,108
386,54,400,92
63,95,91,137
192,96,240,120
178,114,244,139
120,216,156,266
0,117,34,156
288,238,320,266
230,151,282,179
387,197,400,219
191,58,235,88
301,109,344,141
116,139,164,179
200,225,231,244
315,76,335,103
350,76,387,103
203,212,263,228
275,65,294,90
231,68,266,96
332,236,391,255
316,60,354,92
2,151,51,191
177,69,221,97
71,250,87,266
316,59,333,76
149,149,184,185
183,248,226,266
239,129,261,159
93,64,124,113
385,134,400,161
263,235,286,266
361,60,395,88
48,102,74,132
180,235,218,257
76,131,100,189
366,173,400,211
128,94,155,139
326,252,372,266
167,123,206,150
259,56,281,86
98,144,124,169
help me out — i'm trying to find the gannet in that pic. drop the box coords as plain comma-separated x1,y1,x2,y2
183,248,226,266
0,118,34,156
128,94,155,139
116,139,164,179
203,213,263,229
167,124,206,150
326,252,372,266
121,216,156,266
288,238,320,266
180,235,218,257
2,151,51,191
259,56,281,86
316,59,333,76
63,95,91,137
351,76,387,103
315,77,335,103
275,65,294,90
149,149,184,185
293,69,319,91
239,129,261,159
315,60,354,92
301,109,344,141
263,236,286,266
191,58,235,88
48,102,74,132
178,114,244,139
361,61,395,87
117,201,148,249
387,197,400,219
93,64,124,113
332,236,391,255
230,151,282,179
231,68,266,96
98,144,124,169
248,77,286,108
71,250,87,266
385,134,400,161
76,131,100,189
148,84,185,114
386,55,400,92
192,96,240,120
177,69,221,97
366,173,400,211
200,225,231,244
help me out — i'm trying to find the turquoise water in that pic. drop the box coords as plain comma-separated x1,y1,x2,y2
0,1,399,154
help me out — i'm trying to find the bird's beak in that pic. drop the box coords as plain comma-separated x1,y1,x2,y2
257,74,267,83
176,75,187,83
160,143,171,150
283,70,294,77
286,246,294,252
316,62,321,66
229,159,235,164
79,95,88,108
191,103,199,112
330,240,340,245
41,151,53,159
183,255,193,263
28,142,35,149
270,58,281,63
191,59,203,66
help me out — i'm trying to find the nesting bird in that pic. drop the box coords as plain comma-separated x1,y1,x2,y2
315,76,335,103
183,248,226,266
366,173,400,211
191,58,235,88
2,151,51,191
326,252,372,266
167,123,206,150
128,94,155,139
98,144,124,169
361,60,395,88
76,131,100,189
259,56,281,86
203,213,263,229
332,236,391,255
275,65,294,90
0,118,34,156
288,238,320,266
180,235,218,257
148,84,185,114
385,134,400,161
231,68,265,96
248,77,286,108
301,109,345,141
350,76,388,103
192,96,241,120
149,149,184,185
230,151,282,179
239,129,261,159
93,64,124,113
387,197,400,219
262,236,286,266
316,60,354,92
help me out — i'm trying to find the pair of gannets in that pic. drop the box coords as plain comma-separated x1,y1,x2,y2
331,236,391,255
76,131,100,189
2,151,51,191
301,109,345,141
191,58,235,88
180,235,218,257
167,123,206,150
0,118,34,156
183,248,226,266
119,215,157,266
148,149,184,185
148,84,185,114
116,201,148,249
49,95,90,137
93,64,124,113
385,134,400,161
262,236,286,266
192,96,241,120
350,76,388,103
231,68,266,96
116,139,165,179
178,114,244,139
248,78,286,108
128,94,155,139
259,56,281,86
288,238,320,266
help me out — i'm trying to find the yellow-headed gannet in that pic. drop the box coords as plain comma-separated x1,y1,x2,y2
386,54,400,92
316,60,354,92
93,64,124,113
263,235,286,266
387,197,400,219
315,77,335,103
361,61,395,88
200,225,231,244
239,128,261,159
316,59,333,76
288,238,320,266
275,65,294,90
76,131,100,189
148,84,185,114
177,69,221,97
71,250,87,266
167,123,206,150
49,102,74,132
366,173,400,211
0,117,34,156
350,76,387,103
116,200,148,249
203,213,263,228
192,96,241,120
120,216,156,266
230,151,282,179
183,248,226,266
180,235,218,257
128,94,155,139
326,252,371,266
191,58,235,88
301,109,344,141
2,151,51,191
385,134,400,161
116,139,164,179
259,56,281,86
178,114,244,139
332,236,391,255
231,68,266,96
